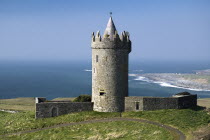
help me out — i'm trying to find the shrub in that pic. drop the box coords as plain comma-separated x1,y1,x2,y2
73,94,91,102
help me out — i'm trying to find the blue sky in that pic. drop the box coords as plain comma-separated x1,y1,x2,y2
0,0,210,62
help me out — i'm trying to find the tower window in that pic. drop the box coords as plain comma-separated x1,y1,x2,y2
96,55,99,62
93,68,96,73
135,102,139,110
99,89,105,96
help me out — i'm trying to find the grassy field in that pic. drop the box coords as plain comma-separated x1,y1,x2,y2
0,97,75,112
123,109,210,132
0,111,120,135
0,97,35,111
1,109,209,140
198,98,210,108
7,121,174,140
0,98,210,140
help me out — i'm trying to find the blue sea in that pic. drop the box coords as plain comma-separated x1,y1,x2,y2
0,60,210,99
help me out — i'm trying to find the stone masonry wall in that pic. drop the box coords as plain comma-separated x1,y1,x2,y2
125,95,197,111
177,94,197,109
36,102,93,118
125,97,143,111
143,97,179,111
91,38,131,112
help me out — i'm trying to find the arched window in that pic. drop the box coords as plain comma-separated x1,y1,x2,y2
51,107,58,117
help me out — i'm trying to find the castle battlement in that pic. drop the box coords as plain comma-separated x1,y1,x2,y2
92,30,131,43
91,31,131,52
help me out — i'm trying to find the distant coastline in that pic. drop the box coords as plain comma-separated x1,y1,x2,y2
130,69,210,91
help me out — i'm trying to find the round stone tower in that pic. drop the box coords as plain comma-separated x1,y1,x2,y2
91,16,131,112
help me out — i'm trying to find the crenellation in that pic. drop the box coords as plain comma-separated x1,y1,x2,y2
94,31,101,42
113,32,120,42
92,29,131,45
120,32,124,41
96,31,100,37
92,32,95,42
126,35,130,42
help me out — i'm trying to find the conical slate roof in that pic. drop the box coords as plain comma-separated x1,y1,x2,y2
104,16,117,39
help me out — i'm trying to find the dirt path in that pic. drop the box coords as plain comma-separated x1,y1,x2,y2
1,118,186,140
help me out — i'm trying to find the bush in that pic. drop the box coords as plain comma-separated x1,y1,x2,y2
73,94,91,102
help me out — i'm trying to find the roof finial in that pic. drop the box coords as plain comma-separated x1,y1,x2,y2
104,12,116,40
110,12,112,17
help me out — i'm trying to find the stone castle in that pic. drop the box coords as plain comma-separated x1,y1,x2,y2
91,16,131,112
36,16,197,118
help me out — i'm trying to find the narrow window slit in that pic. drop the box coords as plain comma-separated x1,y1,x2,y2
96,55,99,62
99,89,105,96
135,102,139,110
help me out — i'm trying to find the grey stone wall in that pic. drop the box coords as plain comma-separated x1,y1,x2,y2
143,97,179,111
35,94,197,118
125,95,197,111
36,102,93,118
177,94,197,109
91,33,131,112
125,97,143,111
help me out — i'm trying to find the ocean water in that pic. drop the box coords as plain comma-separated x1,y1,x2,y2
0,60,210,99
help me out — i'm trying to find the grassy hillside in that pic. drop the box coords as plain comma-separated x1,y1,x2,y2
7,121,174,140
0,97,35,111
1,109,209,139
0,97,75,111
123,109,210,132
198,98,210,108
0,97,210,140
0,111,120,135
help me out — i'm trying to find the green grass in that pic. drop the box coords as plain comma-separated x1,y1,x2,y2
1,109,209,139
122,109,210,132
0,111,120,135
7,121,174,140
198,98,210,108
1,98,210,139
0,98,35,111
